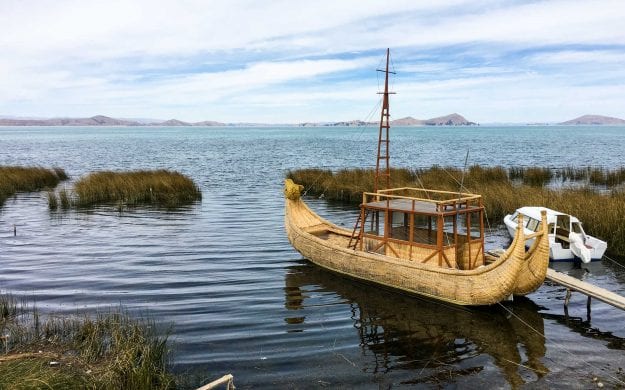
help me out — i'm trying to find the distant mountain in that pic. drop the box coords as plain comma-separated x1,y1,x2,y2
0,115,141,126
194,120,226,126
0,115,226,127
1,113,478,127
559,114,625,125
391,113,476,126
424,113,476,126
391,116,424,126
156,119,192,126
298,113,476,127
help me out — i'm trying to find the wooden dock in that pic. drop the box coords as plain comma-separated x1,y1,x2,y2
546,268,625,311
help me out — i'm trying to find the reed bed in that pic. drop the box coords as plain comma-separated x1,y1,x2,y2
287,166,625,256
0,166,68,206
0,292,174,389
509,167,552,186
72,169,202,208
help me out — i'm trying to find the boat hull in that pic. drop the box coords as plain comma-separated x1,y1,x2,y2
503,214,606,262
285,193,548,306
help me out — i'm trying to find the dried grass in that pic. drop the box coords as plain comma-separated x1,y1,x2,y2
0,292,174,389
73,169,201,208
0,166,68,207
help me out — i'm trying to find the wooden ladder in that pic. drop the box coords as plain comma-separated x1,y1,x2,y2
348,210,367,250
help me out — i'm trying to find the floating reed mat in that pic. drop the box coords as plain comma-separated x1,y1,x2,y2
0,166,68,206
70,169,202,208
0,293,174,390
287,166,625,257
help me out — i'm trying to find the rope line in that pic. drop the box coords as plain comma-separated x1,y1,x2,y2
603,254,625,271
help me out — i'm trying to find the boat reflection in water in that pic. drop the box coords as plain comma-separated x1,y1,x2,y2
285,263,548,387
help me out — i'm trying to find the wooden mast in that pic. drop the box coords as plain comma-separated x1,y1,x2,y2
350,49,396,249
374,48,395,193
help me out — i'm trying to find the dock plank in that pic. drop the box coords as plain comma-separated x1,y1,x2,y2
545,268,625,310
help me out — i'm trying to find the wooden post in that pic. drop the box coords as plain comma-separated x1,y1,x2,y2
565,288,571,307
384,200,390,256
466,211,472,269
479,205,485,263
408,200,415,260
358,206,366,251
453,214,457,247
437,213,444,267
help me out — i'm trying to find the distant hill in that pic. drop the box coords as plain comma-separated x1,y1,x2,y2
1,113,478,127
391,116,423,126
298,113,476,127
0,115,226,127
391,113,476,126
156,119,192,126
194,120,226,126
0,115,141,126
559,114,625,125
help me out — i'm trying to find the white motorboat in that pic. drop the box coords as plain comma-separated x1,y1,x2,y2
503,207,607,263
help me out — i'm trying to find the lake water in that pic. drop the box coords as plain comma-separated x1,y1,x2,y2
1,125,625,388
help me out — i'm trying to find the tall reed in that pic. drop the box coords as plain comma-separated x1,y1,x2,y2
59,188,71,209
0,166,68,206
0,292,174,389
47,191,59,210
73,169,201,208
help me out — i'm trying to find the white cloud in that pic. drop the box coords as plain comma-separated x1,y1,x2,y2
1,0,625,122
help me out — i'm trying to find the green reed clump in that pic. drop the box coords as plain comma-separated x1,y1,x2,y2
73,169,202,208
287,166,625,256
0,166,68,206
0,292,174,389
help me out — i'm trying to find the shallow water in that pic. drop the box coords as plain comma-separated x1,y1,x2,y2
1,125,625,388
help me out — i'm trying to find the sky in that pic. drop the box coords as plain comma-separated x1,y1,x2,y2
1,0,625,123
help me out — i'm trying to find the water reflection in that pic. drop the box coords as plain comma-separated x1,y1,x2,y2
285,263,548,387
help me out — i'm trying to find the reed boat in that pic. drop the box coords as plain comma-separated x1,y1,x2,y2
285,180,549,305
283,49,550,305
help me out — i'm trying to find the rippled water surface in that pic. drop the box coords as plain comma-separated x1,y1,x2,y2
1,126,625,388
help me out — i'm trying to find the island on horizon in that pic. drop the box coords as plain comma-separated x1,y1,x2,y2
1,113,624,127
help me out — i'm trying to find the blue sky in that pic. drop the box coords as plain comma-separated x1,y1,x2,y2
1,0,625,123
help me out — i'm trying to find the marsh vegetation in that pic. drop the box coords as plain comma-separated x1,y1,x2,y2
0,293,174,389
0,166,67,207
46,169,202,210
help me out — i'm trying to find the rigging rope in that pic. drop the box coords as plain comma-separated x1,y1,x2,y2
302,97,382,197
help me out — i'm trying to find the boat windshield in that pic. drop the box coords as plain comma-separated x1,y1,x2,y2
555,215,571,236
572,222,584,234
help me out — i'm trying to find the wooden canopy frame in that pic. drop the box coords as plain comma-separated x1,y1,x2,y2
356,187,485,269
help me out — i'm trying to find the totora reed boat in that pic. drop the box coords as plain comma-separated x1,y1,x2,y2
284,49,550,305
